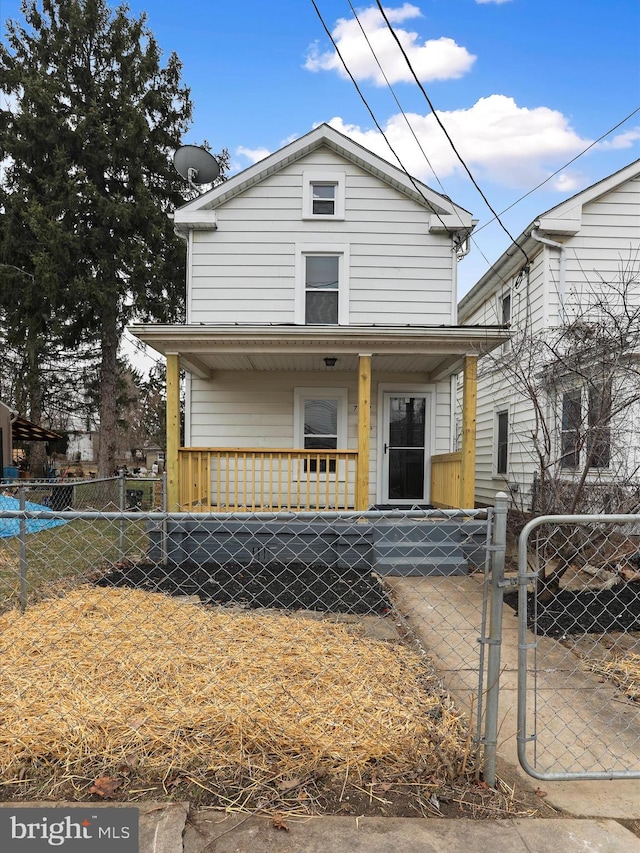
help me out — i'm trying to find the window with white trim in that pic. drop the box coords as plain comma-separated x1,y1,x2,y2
294,388,348,473
295,245,349,325
302,170,345,219
495,410,509,476
560,383,611,471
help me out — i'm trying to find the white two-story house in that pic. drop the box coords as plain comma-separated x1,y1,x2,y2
131,124,507,512
458,158,640,511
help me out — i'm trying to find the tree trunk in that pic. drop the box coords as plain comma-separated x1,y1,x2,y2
97,302,119,477
25,325,47,478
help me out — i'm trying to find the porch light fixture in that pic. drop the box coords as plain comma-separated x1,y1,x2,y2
324,357,337,367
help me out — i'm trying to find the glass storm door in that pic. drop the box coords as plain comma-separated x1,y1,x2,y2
382,394,429,503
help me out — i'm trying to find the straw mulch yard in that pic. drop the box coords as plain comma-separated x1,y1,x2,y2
589,653,640,703
0,585,519,817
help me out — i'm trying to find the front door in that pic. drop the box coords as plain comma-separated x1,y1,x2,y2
382,393,430,504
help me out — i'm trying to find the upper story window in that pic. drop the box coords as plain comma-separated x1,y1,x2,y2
312,183,336,215
305,255,339,324
295,243,350,325
302,170,345,220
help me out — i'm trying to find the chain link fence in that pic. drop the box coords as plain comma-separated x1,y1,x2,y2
0,501,504,812
0,474,165,512
517,514,640,780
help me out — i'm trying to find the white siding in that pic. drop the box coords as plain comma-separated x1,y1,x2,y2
464,172,640,506
188,148,455,326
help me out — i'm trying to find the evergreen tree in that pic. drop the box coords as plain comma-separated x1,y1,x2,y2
0,0,226,474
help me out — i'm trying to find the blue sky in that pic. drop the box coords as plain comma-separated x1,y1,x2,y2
2,0,639,300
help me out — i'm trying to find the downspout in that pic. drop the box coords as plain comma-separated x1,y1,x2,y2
530,225,566,320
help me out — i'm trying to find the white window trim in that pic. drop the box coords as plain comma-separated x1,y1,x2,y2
302,169,346,220
493,408,509,478
295,243,350,325
293,387,349,449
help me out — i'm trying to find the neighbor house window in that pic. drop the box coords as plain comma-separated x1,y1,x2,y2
560,383,611,470
587,382,611,469
561,388,582,469
496,410,509,475
500,290,511,353
295,244,349,325
294,388,348,474
302,170,345,219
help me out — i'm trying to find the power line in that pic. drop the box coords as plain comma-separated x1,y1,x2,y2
309,0,461,237
373,0,530,267
344,0,508,281
473,105,640,235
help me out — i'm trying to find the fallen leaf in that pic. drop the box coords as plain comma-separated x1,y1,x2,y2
536,787,547,798
277,778,301,792
272,815,289,832
89,776,122,799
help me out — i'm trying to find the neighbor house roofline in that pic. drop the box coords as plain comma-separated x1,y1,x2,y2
458,157,640,322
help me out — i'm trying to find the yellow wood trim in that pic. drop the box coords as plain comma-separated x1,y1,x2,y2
460,355,477,509
166,354,181,511
355,354,372,510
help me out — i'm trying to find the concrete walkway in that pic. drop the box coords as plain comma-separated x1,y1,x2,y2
385,574,640,819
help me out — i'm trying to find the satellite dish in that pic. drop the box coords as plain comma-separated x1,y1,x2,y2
173,145,220,191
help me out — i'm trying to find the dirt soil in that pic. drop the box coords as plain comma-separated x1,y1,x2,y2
503,584,640,636
97,560,392,614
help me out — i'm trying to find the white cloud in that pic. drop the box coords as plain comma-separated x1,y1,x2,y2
552,172,583,193
475,0,513,4
327,95,591,188
599,127,640,150
235,145,271,165
304,3,475,85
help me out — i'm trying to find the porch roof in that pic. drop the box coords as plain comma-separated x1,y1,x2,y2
128,323,509,380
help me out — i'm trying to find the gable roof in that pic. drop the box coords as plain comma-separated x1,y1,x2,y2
459,158,640,321
173,123,472,233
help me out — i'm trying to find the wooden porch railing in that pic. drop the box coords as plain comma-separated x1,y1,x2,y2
178,448,358,511
430,451,462,509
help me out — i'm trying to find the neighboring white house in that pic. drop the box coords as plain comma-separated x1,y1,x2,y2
458,158,640,510
131,123,507,511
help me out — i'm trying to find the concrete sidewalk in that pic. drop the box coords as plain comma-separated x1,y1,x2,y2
2,801,639,852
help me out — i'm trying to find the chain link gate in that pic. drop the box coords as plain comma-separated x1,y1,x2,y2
0,500,505,809
517,514,640,780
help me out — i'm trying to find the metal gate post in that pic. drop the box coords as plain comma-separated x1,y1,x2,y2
483,491,509,787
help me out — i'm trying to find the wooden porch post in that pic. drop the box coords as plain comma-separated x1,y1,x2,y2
355,354,372,511
460,354,478,509
166,353,180,511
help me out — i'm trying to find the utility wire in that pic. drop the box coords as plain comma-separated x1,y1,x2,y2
344,0,507,278
373,0,530,267
310,0,460,237
473,105,640,235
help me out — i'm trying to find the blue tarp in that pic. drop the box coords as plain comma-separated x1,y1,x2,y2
0,494,69,538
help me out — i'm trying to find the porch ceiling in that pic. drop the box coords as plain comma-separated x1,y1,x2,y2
128,324,509,380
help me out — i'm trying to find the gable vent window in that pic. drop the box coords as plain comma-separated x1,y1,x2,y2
312,183,336,215
302,170,345,220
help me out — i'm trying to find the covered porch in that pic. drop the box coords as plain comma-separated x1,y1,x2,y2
129,325,508,511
